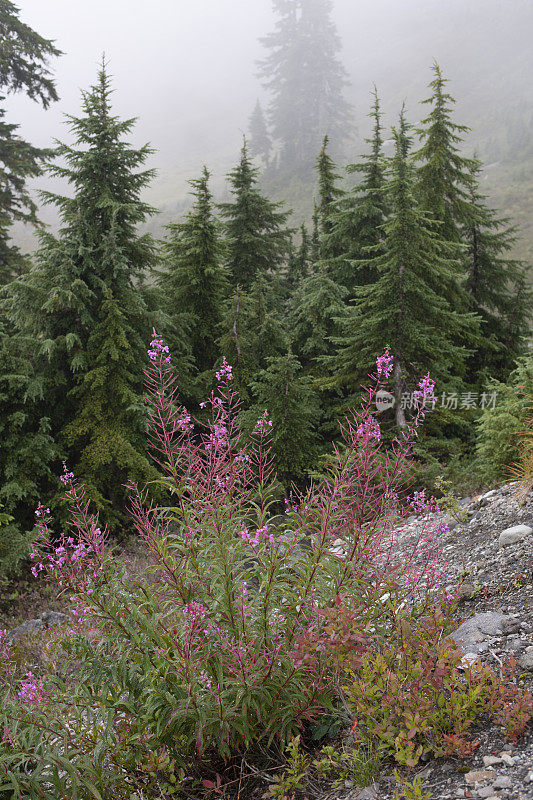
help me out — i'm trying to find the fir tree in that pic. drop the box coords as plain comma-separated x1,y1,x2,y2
161,166,227,389
4,64,156,523
463,160,531,384
415,63,478,243
249,99,272,167
324,88,388,293
290,263,347,373
286,223,311,287
62,288,158,521
249,350,320,484
332,109,478,428
220,273,287,398
219,140,292,291
0,320,57,574
0,0,60,283
316,135,344,245
258,0,352,174
310,202,320,264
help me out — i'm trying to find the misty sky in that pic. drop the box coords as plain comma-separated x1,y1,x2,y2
6,0,532,232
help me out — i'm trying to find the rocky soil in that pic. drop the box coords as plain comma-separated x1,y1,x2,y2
334,482,533,800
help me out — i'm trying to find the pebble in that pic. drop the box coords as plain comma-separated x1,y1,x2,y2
465,769,494,784
499,753,515,766
476,787,496,799
482,756,502,767
492,775,512,789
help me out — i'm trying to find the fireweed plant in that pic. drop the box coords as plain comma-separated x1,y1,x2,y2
0,335,455,797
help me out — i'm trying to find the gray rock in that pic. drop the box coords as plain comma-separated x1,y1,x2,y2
493,775,512,789
6,618,44,642
518,650,533,671
6,610,67,643
355,784,379,799
450,612,521,650
39,611,67,627
498,524,532,547
442,515,459,531
477,787,496,799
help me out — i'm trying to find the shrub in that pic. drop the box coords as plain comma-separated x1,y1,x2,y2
475,356,533,483
0,335,452,797
342,609,532,767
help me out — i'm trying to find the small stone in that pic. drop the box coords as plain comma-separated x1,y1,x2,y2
498,524,532,547
461,652,481,666
482,756,502,767
518,650,533,671
355,785,379,800
493,775,512,789
464,770,494,784
476,788,496,799
499,753,515,766
456,583,476,601
527,770,533,783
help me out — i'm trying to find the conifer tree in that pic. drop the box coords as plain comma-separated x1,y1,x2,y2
286,223,311,288
4,64,156,523
258,0,351,174
219,140,292,290
415,63,478,243
290,264,347,374
324,89,388,293
0,321,57,574
221,273,287,397
62,288,158,520
333,109,478,428
0,0,60,283
463,160,531,384
316,135,344,245
310,202,320,264
249,350,320,484
161,166,227,389
248,99,272,167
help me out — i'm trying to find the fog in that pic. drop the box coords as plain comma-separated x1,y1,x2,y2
6,0,533,246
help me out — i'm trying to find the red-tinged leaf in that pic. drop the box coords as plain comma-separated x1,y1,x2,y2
202,779,216,789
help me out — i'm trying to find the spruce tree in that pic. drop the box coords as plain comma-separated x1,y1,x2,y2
161,166,227,390
415,63,478,243
332,109,478,428
219,140,292,291
4,65,156,524
0,0,60,283
258,0,352,174
463,160,531,384
324,89,388,293
248,99,272,167
249,350,320,484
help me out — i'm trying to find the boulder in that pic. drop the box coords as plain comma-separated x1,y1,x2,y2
6,610,67,643
449,611,521,651
498,524,532,548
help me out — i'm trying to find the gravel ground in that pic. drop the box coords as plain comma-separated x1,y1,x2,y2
332,482,533,800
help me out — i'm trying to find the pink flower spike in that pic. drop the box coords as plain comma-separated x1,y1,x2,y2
376,345,393,378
